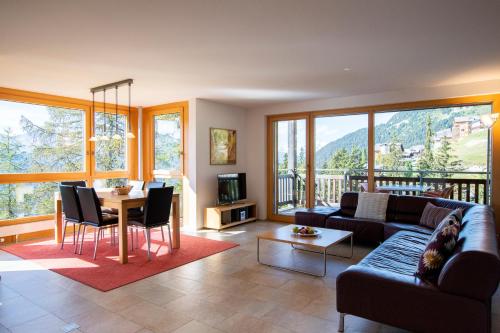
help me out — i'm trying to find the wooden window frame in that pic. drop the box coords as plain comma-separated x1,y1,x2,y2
142,101,188,182
0,87,138,225
267,94,500,230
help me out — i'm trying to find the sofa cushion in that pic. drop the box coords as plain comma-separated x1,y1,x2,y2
415,209,462,283
358,230,430,276
294,207,339,228
326,215,384,245
355,192,390,221
419,202,452,229
393,195,439,224
384,222,433,240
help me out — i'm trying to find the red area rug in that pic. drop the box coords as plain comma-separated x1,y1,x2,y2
2,230,238,291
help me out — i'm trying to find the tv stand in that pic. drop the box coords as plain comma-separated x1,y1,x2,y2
204,201,257,230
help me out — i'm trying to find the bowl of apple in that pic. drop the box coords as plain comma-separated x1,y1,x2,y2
292,226,321,237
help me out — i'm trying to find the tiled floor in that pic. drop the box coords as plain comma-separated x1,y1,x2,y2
0,221,499,333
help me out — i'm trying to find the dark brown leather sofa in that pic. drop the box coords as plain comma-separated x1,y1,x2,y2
295,192,500,332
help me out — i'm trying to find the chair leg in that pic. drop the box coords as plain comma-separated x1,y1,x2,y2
167,224,173,254
145,228,151,261
93,227,100,260
338,313,345,332
74,224,82,254
61,220,68,250
130,227,134,251
161,226,165,242
73,224,76,245
135,228,139,249
79,225,87,255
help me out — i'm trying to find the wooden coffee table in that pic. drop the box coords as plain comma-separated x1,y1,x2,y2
257,225,353,277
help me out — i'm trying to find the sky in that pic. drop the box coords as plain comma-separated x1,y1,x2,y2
0,100,51,135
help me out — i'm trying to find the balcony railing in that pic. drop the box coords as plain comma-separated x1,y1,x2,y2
277,169,488,210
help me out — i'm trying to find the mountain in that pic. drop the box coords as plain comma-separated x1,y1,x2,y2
315,105,490,167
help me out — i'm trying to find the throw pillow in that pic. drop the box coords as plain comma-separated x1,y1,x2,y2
415,209,462,283
419,202,453,229
354,192,390,221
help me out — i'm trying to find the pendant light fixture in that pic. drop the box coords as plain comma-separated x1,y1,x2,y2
89,91,97,142
112,85,122,140
100,88,110,141
126,82,136,139
90,79,134,141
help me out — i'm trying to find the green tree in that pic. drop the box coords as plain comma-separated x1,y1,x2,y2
381,134,403,174
0,128,26,219
417,115,434,171
434,136,462,176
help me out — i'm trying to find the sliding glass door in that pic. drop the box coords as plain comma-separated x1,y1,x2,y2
269,116,309,220
314,114,368,207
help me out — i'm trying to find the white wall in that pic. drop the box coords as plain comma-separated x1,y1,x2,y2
185,99,248,229
246,79,500,219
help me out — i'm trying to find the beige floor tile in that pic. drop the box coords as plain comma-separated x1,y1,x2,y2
69,306,142,333
173,320,223,333
262,307,337,333
0,296,48,329
9,314,66,333
215,312,290,333
120,301,192,332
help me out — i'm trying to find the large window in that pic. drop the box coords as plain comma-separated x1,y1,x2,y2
154,113,182,174
267,96,499,222
0,90,137,223
374,105,491,203
314,114,368,206
95,112,127,171
0,100,85,174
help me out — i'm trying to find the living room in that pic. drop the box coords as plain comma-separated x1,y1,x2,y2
1,1,500,332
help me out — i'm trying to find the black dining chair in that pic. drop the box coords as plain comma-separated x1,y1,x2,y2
61,181,87,187
128,186,174,260
76,187,119,259
146,181,165,189
59,185,84,250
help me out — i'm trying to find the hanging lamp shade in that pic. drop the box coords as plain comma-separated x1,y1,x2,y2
89,91,98,142
126,82,135,139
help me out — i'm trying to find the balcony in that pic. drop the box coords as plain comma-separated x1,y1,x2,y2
277,168,488,214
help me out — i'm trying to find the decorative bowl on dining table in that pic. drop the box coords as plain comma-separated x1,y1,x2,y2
111,185,132,195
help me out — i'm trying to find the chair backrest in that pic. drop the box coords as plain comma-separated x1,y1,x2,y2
129,180,145,191
143,187,174,227
77,187,104,226
146,181,165,189
61,181,86,187
59,185,83,222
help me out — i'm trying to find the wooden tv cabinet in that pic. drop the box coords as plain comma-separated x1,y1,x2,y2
204,201,257,230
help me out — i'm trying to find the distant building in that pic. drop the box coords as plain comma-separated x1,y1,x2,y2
452,116,481,138
375,143,403,155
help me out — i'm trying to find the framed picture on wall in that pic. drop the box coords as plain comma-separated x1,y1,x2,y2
210,128,236,165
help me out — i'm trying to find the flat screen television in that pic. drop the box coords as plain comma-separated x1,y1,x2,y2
217,173,246,204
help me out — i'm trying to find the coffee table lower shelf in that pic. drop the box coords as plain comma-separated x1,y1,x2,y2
256,226,353,277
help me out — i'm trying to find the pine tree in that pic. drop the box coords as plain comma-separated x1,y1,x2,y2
0,128,26,219
417,115,434,171
435,135,463,177
381,134,403,174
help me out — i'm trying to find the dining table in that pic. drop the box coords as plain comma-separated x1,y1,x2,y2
54,189,180,264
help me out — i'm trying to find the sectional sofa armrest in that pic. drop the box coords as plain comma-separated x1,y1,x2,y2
337,265,490,333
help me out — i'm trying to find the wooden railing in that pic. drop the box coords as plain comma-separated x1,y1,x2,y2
277,169,488,209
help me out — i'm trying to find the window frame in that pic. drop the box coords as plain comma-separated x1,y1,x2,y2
143,102,188,183
267,94,500,223
0,87,138,224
